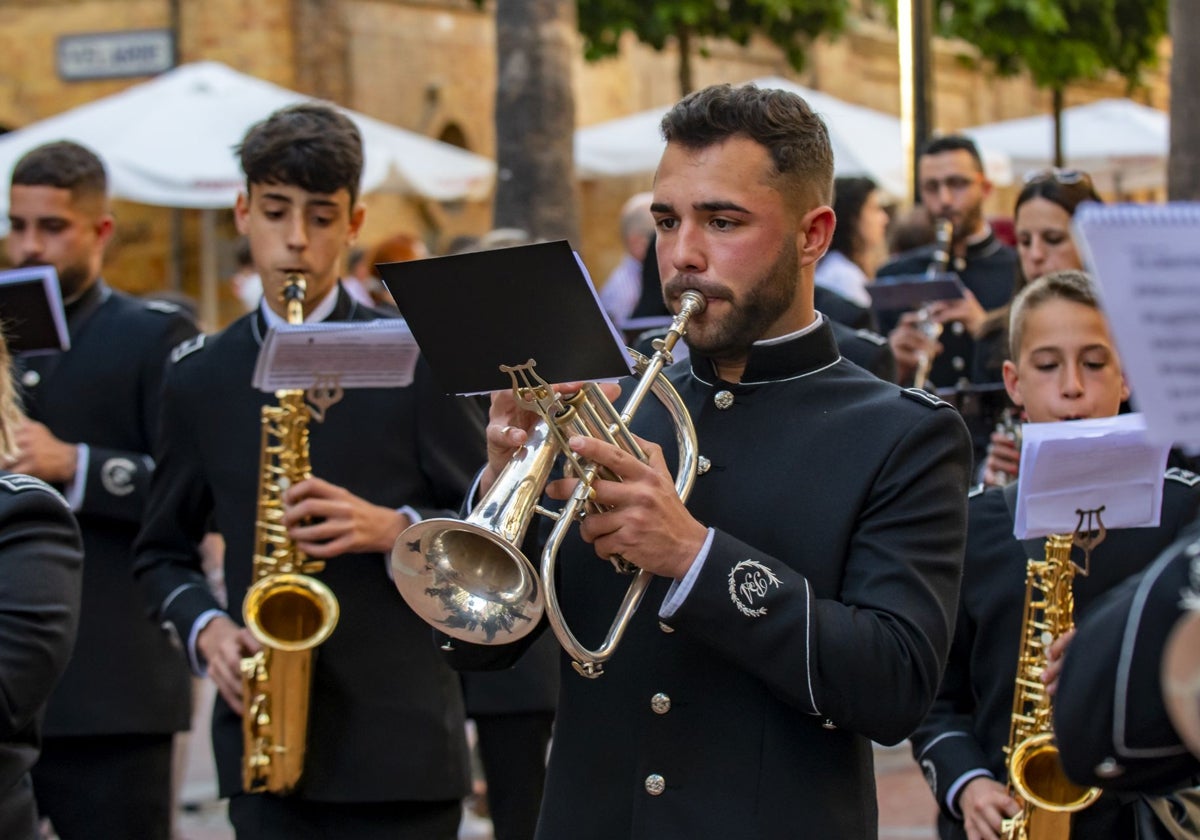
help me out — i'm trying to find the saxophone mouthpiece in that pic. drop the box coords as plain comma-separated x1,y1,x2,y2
283,273,307,302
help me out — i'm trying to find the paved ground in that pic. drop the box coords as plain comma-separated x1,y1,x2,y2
174,682,939,840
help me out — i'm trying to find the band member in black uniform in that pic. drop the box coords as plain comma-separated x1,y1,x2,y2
132,104,486,840
1053,519,1200,796
445,82,973,840
4,141,197,840
879,136,1017,388
0,330,83,840
910,271,1200,840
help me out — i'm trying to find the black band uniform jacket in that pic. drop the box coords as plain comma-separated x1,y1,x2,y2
0,475,82,839
446,315,973,839
911,471,1200,838
15,281,196,737
133,287,486,802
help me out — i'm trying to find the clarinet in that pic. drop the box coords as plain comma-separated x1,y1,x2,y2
913,219,954,390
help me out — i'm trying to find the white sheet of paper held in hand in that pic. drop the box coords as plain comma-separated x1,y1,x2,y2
251,319,419,392
1013,413,1171,539
1074,202,1200,448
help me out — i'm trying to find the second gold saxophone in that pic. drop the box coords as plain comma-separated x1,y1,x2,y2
1000,531,1101,840
240,274,340,794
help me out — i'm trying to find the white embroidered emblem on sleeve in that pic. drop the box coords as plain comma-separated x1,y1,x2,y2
728,559,782,618
101,457,137,497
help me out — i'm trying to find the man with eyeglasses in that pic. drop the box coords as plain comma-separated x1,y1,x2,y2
878,135,1018,391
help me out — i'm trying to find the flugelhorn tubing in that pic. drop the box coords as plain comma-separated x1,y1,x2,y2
541,348,700,676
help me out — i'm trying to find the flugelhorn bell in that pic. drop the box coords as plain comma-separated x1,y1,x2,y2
391,290,707,676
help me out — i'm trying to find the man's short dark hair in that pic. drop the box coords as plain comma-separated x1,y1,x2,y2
237,103,364,207
659,83,834,208
919,135,984,172
11,140,108,202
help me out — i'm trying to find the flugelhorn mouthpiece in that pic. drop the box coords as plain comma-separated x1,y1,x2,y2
678,290,706,317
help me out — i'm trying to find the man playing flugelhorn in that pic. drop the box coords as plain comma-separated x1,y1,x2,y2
442,82,974,840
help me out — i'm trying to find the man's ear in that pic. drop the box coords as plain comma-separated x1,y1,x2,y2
94,213,115,248
798,204,835,268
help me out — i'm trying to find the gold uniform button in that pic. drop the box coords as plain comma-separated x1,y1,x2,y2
697,455,711,474
714,390,734,409
650,693,671,714
645,774,666,795
21,370,40,388
658,621,674,634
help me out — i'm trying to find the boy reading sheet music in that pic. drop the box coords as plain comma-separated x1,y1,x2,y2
910,270,1200,840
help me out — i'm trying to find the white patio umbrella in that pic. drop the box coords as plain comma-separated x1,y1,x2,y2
575,76,1012,198
0,61,495,324
963,99,1167,193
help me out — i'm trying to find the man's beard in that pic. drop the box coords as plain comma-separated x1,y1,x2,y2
665,241,799,362
20,259,91,303
949,201,985,244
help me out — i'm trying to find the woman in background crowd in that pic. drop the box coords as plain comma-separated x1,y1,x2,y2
978,170,1101,486
814,175,891,330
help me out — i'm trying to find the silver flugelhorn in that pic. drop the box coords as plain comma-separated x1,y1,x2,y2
391,291,706,678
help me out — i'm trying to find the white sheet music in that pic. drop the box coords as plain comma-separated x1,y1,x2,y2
1014,413,1170,539
251,319,419,392
1075,202,1200,446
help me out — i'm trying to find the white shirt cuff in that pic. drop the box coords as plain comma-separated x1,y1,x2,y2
659,528,715,619
383,505,423,581
188,609,230,677
63,443,89,511
946,768,994,819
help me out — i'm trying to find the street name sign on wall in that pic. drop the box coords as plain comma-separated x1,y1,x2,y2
57,30,175,81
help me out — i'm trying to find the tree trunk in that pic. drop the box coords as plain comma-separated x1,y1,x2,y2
1052,86,1064,168
677,25,693,97
492,0,581,244
1168,0,1200,199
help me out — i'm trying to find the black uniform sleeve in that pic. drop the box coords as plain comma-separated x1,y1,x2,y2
909,594,992,820
132,359,222,650
76,310,198,524
669,401,972,745
1056,535,1200,793
409,361,488,521
0,479,83,739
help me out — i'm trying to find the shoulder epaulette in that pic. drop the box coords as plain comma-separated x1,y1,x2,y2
854,328,888,347
0,474,69,508
145,300,182,315
170,334,206,363
1165,467,1200,487
901,387,952,410
968,483,987,499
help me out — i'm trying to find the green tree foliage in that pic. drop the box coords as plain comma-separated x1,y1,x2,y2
890,0,1167,90
576,0,849,93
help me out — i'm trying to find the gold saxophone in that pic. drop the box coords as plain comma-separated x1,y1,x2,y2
240,274,341,794
1000,524,1103,840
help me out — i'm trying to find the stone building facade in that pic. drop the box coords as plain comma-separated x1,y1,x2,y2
0,0,1171,325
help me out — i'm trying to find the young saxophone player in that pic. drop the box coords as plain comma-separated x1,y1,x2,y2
909,270,1200,840
132,103,487,839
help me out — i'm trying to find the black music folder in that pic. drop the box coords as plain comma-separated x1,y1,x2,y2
869,271,965,311
0,266,70,354
377,240,632,395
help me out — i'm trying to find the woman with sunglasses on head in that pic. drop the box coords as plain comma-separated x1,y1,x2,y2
978,169,1101,486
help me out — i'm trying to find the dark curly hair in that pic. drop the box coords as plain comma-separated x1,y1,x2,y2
237,102,363,206
660,82,834,209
